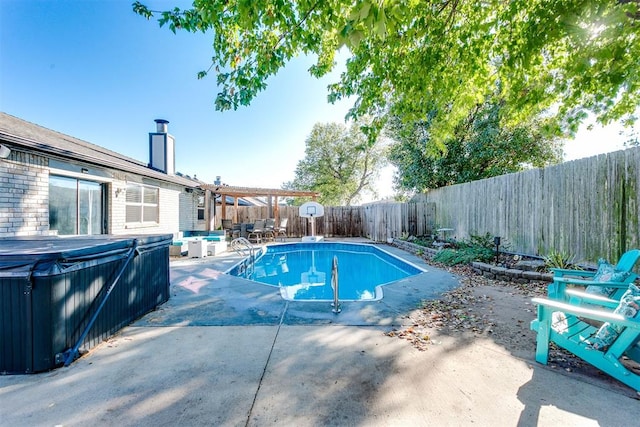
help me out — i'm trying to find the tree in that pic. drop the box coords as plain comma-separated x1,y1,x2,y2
387,101,563,192
133,1,640,146
283,122,385,206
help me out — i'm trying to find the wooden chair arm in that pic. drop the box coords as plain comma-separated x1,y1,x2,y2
564,289,619,309
553,277,630,288
550,268,596,279
532,297,640,330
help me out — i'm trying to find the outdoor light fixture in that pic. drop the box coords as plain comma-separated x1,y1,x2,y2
0,144,11,159
494,236,501,265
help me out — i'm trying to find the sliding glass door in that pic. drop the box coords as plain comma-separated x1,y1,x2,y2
49,175,105,235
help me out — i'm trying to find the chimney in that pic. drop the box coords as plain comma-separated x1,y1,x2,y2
155,119,168,133
149,119,175,175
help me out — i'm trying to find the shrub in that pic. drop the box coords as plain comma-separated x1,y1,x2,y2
430,232,500,265
433,245,494,266
467,232,496,250
413,237,434,247
543,249,578,270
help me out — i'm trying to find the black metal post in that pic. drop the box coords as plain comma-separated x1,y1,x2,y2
493,236,501,265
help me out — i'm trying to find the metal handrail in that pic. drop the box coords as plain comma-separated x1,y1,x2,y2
231,237,256,277
231,237,253,256
331,255,341,313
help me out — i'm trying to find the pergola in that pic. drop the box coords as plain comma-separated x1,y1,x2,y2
200,184,319,227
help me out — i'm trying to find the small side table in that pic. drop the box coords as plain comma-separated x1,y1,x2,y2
188,239,208,258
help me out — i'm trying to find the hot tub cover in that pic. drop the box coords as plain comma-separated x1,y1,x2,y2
0,234,173,373
0,234,172,277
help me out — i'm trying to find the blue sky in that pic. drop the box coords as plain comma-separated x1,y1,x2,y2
0,1,632,199
0,0,367,192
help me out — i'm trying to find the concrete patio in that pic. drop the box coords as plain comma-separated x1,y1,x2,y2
1,242,638,426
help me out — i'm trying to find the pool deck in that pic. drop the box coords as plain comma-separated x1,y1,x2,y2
1,239,638,426
140,240,460,327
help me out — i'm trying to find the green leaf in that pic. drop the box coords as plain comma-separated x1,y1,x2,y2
132,0,640,140
359,1,371,20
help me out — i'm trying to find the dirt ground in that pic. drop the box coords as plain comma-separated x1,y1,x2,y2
386,262,640,397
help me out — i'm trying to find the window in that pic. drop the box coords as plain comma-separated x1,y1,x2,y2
49,175,104,235
197,195,205,221
126,184,159,224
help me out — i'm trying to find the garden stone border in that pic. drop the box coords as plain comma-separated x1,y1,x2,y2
469,261,554,283
390,238,554,284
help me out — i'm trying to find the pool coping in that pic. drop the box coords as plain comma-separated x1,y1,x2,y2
142,241,461,327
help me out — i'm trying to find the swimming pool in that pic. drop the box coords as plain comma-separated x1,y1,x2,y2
226,242,424,301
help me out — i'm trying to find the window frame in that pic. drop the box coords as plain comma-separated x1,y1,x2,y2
49,174,106,236
125,183,159,226
197,194,205,221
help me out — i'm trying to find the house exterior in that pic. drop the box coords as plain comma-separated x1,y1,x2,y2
0,113,208,238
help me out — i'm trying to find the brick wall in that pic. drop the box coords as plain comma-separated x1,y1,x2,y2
178,191,206,232
0,151,49,237
1,148,198,238
179,191,195,231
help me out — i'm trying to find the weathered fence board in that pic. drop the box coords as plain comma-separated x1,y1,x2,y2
215,202,435,241
214,146,640,264
416,146,640,263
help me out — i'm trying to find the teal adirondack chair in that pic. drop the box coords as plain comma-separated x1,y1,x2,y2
532,249,640,391
547,249,640,301
530,296,640,391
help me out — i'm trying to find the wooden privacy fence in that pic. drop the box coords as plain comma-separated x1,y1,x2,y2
215,202,435,242
360,202,435,241
415,146,640,263
214,146,640,263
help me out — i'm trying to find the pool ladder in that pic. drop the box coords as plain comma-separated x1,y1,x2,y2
231,237,257,277
331,255,341,313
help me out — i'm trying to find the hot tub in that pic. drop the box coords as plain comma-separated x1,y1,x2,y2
0,234,172,374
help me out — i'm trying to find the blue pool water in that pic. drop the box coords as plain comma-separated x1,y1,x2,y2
227,242,424,301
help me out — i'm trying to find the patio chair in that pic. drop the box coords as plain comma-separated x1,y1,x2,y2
530,286,640,391
231,223,241,239
247,219,265,244
547,249,640,302
221,219,233,240
276,218,288,241
263,218,276,242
